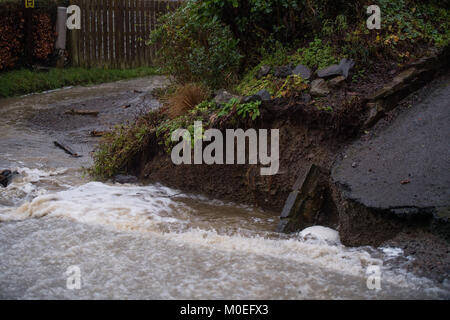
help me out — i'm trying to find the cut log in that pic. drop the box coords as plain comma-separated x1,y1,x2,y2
53,141,82,157
65,109,99,116
90,130,106,137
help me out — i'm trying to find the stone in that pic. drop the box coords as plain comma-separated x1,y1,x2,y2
273,64,294,78
214,89,240,106
339,58,355,79
242,89,272,103
277,164,337,233
300,93,312,104
0,170,19,188
310,79,330,96
255,89,272,101
256,65,271,79
292,64,312,80
317,58,355,79
113,175,138,184
0,174,7,188
317,64,342,79
364,101,385,128
328,75,346,88
367,87,393,101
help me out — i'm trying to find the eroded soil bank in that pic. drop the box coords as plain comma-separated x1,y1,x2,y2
127,69,450,283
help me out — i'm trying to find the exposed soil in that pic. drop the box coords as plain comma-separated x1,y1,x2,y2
121,57,449,284
134,97,364,213
383,231,450,283
131,54,414,212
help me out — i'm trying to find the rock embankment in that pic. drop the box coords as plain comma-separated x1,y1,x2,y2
276,47,450,248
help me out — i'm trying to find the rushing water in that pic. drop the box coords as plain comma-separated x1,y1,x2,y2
0,78,449,299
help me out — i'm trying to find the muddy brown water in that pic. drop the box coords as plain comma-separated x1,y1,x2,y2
0,77,448,299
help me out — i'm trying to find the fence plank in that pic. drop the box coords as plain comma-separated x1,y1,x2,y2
94,0,100,67
72,0,181,68
102,0,108,68
122,1,126,68
135,0,141,67
142,0,148,65
141,0,147,66
150,0,156,62
114,0,120,68
81,0,87,67
108,0,114,68
131,0,138,68
86,0,92,67
145,0,151,65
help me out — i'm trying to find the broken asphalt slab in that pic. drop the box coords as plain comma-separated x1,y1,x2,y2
332,74,450,244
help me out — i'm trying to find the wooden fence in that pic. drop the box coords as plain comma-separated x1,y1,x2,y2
69,0,181,68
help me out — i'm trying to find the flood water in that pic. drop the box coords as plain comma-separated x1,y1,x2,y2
0,78,448,299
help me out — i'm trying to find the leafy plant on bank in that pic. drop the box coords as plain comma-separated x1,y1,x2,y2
275,75,309,98
90,111,164,179
217,98,261,121
148,3,242,89
294,38,339,69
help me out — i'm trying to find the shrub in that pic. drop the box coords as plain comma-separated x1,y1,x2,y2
275,75,309,98
189,0,365,57
236,74,280,96
90,111,164,178
217,98,261,121
167,83,210,119
341,1,450,63
294,38,339,69
149,3,242,89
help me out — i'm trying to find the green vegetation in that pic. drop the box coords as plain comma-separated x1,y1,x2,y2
148,3,241,89
91,0,450,179
156,114,204,151
0,67,160,98
236,73,309,98
236,74,278,96
379,0,450,48
90,111,164,178
217,98,261,120
275,75,309,98
90,124,150,179
294,39,339,69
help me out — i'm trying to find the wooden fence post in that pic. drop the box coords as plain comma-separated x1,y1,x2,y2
24,3,33,67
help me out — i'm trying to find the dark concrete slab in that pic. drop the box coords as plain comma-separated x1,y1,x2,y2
332,77,450,210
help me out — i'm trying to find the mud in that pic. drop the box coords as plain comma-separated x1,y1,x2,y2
136,98,362,212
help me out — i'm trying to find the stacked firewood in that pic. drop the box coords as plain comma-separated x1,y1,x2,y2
0,8,25,70
32,11,56,61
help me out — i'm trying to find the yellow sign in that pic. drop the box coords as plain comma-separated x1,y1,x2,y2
25,0,35,9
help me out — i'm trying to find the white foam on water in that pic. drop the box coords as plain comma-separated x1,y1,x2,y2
1,216,448,299
1,181,191,232
1,170,449,299
380,247,404,258
0,167,72,210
